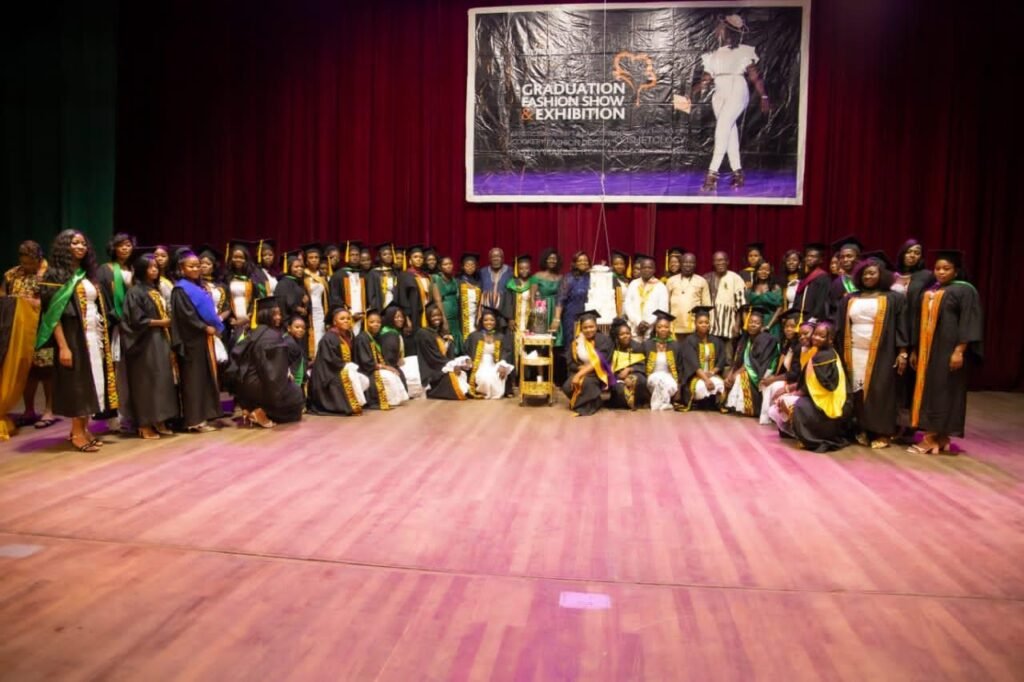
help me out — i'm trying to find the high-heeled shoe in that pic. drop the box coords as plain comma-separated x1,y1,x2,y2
242,408,276,429
730,169,745,189
138,428,160,440
700,170,719,192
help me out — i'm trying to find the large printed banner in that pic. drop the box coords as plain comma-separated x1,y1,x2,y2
467,1,810,204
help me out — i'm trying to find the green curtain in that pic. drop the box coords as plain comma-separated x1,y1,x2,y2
1,1,117,264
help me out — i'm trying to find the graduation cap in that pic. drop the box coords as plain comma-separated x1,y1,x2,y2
930,249,964,269
405,244,425,255
282,249,304,271
633,252,654,264
745,241,766,256
692,305,714,319
300,242,324,256
194,244,222,262
651,309,676,323
860,250,894,271
577,309,601,321
779,307,802,323
327,304,350,322
830,235,864,254
480,306,506,324
461,252,480,263
255,295,281,314
804,241,829,253
363,306,382,317
739,303,772,319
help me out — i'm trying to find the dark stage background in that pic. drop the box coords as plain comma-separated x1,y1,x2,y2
3,1,1020,389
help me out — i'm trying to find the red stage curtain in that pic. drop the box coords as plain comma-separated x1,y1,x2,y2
115,0,1020,390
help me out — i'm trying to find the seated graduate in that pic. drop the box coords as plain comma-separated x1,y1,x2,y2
778,321,854,452
562,309,614,417
283,315,309,390
307,306,368,416
723,305,779,417
354,308,409,409
607,317,648,410
766,316,817,430
170,250,225,433
414,302,472,400
120,251,179,439
642,309,681,411
758,307,802,424
378,303,409,392
225,296,305,426
465,306,516,399
677,306,727,412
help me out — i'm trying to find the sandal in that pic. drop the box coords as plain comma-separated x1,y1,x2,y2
70,435,101,453
34,416,59,429
906,443,940,455
155,424,174,436
870,438,890,449
188,424,217,433
138,428,160,440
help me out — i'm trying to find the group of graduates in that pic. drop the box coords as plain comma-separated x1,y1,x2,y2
1,230,981,456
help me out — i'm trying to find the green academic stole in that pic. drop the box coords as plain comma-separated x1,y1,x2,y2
111,264,126,317
36,269,85,349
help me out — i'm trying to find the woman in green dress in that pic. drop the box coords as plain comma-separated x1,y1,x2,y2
745,260,784,338
431,255,462,353
528,248,563,347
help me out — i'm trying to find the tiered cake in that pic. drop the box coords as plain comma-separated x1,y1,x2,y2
586,265,618,325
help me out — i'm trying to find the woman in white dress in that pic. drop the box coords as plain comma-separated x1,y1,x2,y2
642,310,681,411
301,242,330,359
465,307,516,399
673,13,771,191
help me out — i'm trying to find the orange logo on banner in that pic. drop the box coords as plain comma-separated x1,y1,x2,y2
521,107,534,121
612,51,658,107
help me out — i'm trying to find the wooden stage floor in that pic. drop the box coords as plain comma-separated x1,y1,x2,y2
1,392,1023,680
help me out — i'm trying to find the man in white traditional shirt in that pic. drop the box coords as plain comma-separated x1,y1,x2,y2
704,251,746,367
624,255,669,341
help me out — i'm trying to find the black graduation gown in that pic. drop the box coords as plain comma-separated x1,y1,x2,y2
353,331,391,409
500,278,531,329
561,333,614,416
120,285,179,426
835,291,909,436
732,332,779,415
227,325,304,423
378,330,408,389
170,287,222,427
465,329,516,397
307,329,363,415
679,334,727,410
284,334,309,387
793,270,830,323
791,347,854,452
912,283,983,437
397,270,432,331
327,270,347,313
274,275,308,323
39,273,118,418
366,267,396,312
414,327,467,400
608,340,648,410
828,275,857,320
